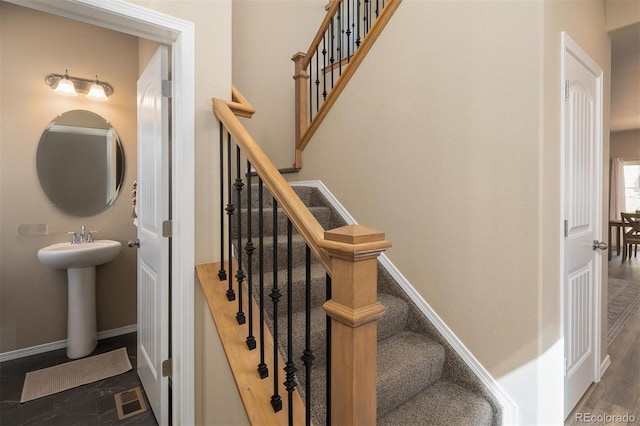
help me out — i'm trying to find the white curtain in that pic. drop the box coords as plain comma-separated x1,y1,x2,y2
610,158,626,245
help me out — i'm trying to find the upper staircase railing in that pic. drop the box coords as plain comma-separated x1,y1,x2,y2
211,89,391,425
292,0,402,168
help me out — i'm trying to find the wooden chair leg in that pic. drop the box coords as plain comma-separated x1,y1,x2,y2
622,243,627,261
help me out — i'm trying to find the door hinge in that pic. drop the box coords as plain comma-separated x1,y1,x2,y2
162,358,172,378
564,80,569,99
563,358,568,376
564,220,568,238
162,220,172,238
162,80,172,98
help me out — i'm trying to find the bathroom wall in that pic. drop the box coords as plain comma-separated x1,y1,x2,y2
0,2,139,354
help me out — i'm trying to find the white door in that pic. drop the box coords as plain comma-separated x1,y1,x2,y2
562,34,603,417
137,45,170,425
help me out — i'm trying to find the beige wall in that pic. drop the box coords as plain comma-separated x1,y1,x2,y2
195,282,249,426
232,0,326,169
611,129,640,160
606,0,640,31
0,2,139,353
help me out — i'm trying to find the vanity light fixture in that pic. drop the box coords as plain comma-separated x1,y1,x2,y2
45,70,114,100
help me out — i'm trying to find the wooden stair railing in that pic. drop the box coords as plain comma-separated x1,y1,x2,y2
292,0,402,168
228,84,256,118
209,89,391,424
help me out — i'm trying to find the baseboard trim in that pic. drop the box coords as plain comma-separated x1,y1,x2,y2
599,354,611,379
291,179,518,425
0,324,137,362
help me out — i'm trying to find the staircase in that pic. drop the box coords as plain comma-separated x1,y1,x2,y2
211,1,503,420
235,183,499,425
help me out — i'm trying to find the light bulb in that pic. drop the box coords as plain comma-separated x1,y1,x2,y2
54,71,77,96
87,77,108,101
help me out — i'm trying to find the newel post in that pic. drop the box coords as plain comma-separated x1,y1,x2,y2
291,52,309,169
320,224,391,425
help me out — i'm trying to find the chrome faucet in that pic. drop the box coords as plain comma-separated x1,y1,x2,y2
68,232,79,244
67,225,94,244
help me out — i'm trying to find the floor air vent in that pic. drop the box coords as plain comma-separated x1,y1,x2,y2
114,386,147,420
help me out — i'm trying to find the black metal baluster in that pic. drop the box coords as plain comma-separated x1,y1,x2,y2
218,124,227,281
330,16,335,89
301,245,315,426
309,54,313,122
322,35,328,101
364,0,370,35
284,219,297,425
375,0,379,17
270,198,283,412
338,1,343,75
245,160,256,349
356,0,361,48
225,132,235,301
257,178,268,378
235,146,246,325
325,273,332,426
315,48,320,112
346,0,351,60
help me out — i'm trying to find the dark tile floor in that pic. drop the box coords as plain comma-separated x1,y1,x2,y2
0,333,158,426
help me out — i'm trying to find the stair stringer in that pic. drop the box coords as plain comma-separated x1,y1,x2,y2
290,180,518,425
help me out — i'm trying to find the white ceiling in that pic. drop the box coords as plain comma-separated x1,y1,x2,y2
610,22,640,132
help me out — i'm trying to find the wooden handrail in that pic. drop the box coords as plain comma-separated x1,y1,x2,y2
302,0,342,69
293,0,402,168
227,84,256,118
212,97,332,274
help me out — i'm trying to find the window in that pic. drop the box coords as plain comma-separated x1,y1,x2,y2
624,161,640,212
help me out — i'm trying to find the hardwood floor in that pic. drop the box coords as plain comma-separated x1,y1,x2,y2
566,253,640,425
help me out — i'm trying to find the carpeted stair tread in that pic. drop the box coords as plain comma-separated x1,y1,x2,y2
378,380,494,425
280,292,410,367
249,234,317,274
305,330,446,425
235,205,332,239
254,263,328,313
235,184,315,208
377,331,446,417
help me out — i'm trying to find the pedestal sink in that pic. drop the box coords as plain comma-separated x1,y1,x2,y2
38,240,122,358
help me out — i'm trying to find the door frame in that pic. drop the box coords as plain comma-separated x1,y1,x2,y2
6,1,196,424
560,31,605,416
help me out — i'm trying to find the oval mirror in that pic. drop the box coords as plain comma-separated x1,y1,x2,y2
36,110,125,217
